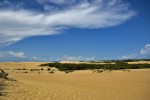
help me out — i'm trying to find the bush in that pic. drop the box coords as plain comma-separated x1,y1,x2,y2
41,68,44,70
47,68,51,71
40,62,150,72
64,70,74,74
92,69,103,73
49,71,54,74
30,69,40,71
0,69,8,79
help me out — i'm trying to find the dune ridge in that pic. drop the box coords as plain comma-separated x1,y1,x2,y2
0,62,150,100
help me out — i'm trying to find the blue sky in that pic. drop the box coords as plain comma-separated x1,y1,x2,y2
0,0,150,62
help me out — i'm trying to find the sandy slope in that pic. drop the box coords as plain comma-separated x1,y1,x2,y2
128,61,150,64
0,62,150,100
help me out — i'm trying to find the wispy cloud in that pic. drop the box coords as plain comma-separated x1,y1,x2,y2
0,0,11,6
0,51,25,58
0,0,136,45
29,56,49,61
122,54,137,59
37,0,75,5
0,51,49,62
9,51,26,58
0,51,94,61
121,44,150,59
0,0,23,10
61,55,95,61
140,44,150,56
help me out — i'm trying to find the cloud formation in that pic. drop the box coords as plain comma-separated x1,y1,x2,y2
0,51,48,61
9,51,26,58
122,54,137,59
0,51,25,58
0,51,94,61
122,44,150,59
61,55,95,61
0,0,23,10
140,44,150,56
0,0,136,45
37,0,75,5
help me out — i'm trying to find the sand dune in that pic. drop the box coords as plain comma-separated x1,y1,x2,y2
128,61,150,64
0,62,150,100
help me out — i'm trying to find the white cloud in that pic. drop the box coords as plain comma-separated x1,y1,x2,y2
0,0,136,45
29,56,49,61
0,0,23,10
0,51,25,58
122,54,137,59
140,44,150,55
0,51,49,61
9,51,26,58
122,44,150,59
48,0,75,5
61,55,95,61
43,5,57,11
37,0,75,5
0,0,11,6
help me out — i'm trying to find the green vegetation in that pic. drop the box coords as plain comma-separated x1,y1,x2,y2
40,62,150,71
64,70,74,74
92,69,103,73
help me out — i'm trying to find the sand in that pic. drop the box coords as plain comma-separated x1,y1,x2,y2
128,61,150,64
60,60,150,64
0,62,150,100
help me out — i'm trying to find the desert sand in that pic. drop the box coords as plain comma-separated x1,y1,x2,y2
0,62,150,100
128,61,150,64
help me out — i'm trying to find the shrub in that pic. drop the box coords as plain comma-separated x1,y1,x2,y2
22,68,26,70
49,69,55,73
40,62,150,72
49,71,54,74
41,68,44,70
47,68,51,71
13,68,28,70
0,69,8,79
30,69,40,71
92,69,103,73
64,70,74,74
